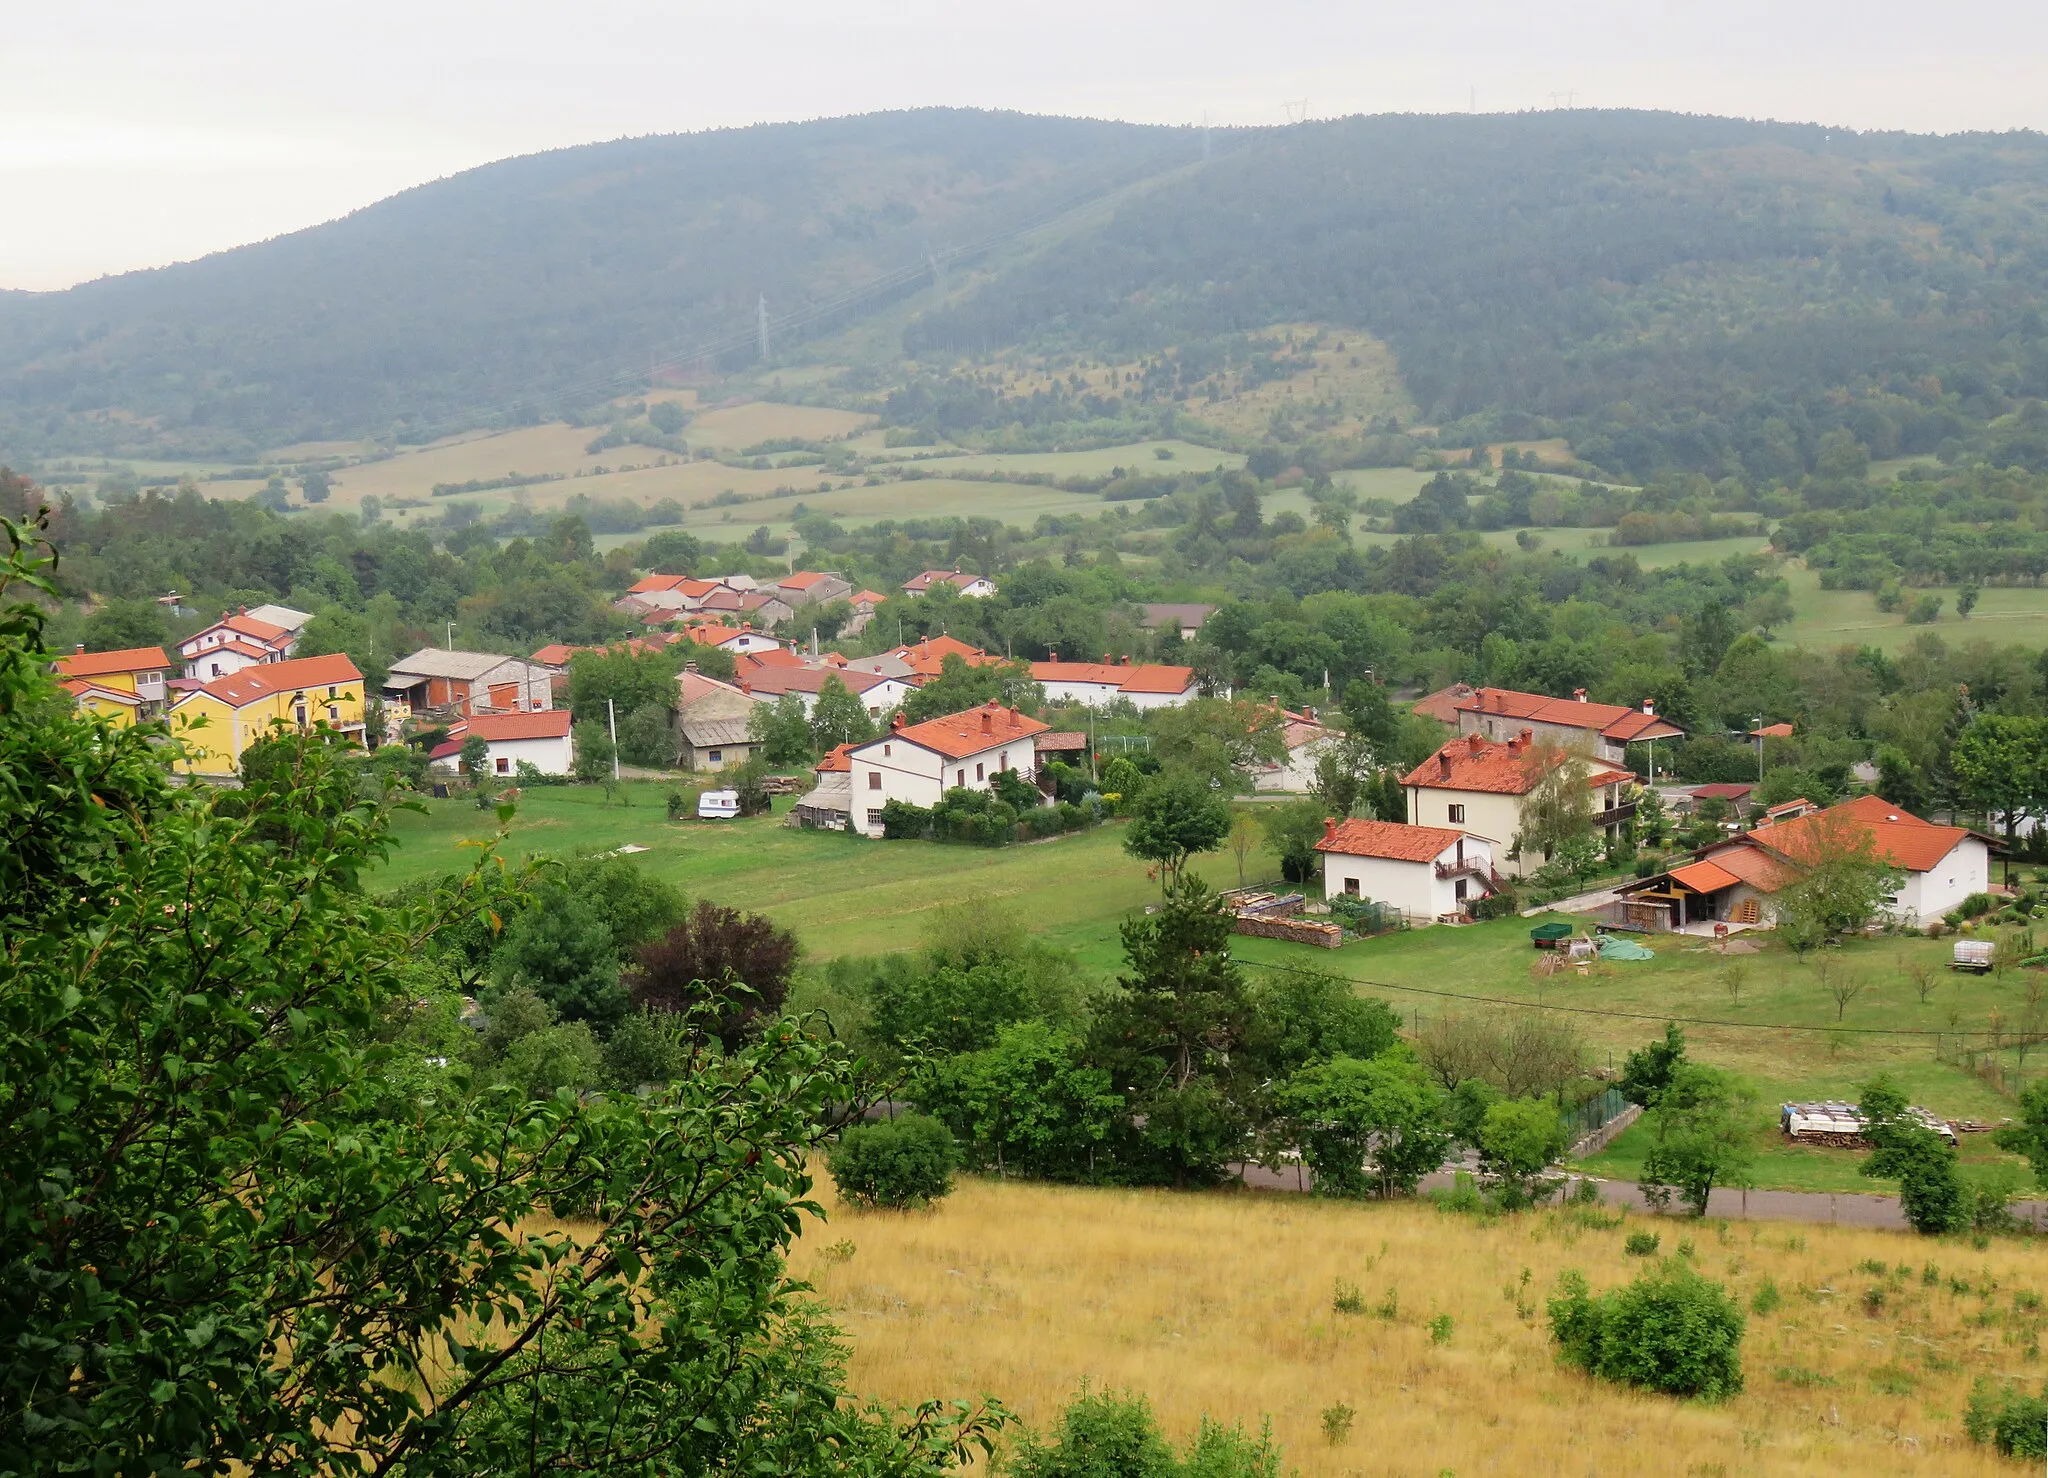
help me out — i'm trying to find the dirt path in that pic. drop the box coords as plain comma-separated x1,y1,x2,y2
1234,1161,2048,1231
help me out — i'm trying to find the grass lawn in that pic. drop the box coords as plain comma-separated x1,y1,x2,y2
376,781,1243,963
1780,564,2048,652
795,1172,2048,1476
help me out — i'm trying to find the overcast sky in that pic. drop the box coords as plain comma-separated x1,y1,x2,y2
6,0,2045,291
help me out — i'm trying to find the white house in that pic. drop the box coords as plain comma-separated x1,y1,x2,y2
1315,819,1498,922
680,621,783,655
1253,707,1341,793
735,664,915,719
1617,794,1992,930
1029,658,1199,711
1402,729,1636,880
431,709,575,777
903,568,996,598
178,608,300,681
844,702,1048,837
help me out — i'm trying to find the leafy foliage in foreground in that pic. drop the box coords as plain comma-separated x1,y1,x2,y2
0,508,1000,1473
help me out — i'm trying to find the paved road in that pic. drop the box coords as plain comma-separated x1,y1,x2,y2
1234,1161,2048,1231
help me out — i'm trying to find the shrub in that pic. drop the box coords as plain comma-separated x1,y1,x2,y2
1750,1279,1782,1316
1010,1389,1283,1478
827,1114,958,1209
1320,1402,1354,1445
1954,891,1998,921
1468,888,1520,920
1548,1262,1745,1400
879,798,933,839
1965,1378,2048,1459
1625,1230,1661,1257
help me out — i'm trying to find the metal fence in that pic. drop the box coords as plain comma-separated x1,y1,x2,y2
1566,1087,1630,1145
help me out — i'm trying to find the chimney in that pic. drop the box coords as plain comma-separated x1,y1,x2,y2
1467,732,1484,753
1008,707,1021,729
1122,654,1131,665
981,709,993,735
684,661,698,674
1573,688,1587,702
891,711,905,730
1438,750,1452,778
1102,652,1111,663
1642,698,1655,716
1520,727,1533,744
1322,817,1337,844
1507,735,1520,755
75,643,84,655
237,605,247,616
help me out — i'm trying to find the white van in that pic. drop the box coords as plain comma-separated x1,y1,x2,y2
696,789,740,820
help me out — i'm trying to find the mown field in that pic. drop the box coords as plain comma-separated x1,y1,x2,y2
379,784,2045,1193
793,1174,2043,1477
1779,565,2048,653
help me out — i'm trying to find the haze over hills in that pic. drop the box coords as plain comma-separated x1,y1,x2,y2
4,107,2048,481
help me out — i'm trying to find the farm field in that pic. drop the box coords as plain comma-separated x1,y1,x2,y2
1471,528,1773,569
876,439,1242,479
378,785,2042,1191
793,1173,2043,1477
1779,565,2048,652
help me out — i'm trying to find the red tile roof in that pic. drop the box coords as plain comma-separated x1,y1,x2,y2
627,573,721,596
1454,686,1684,742
1750,721,1796,738
1316,819,1465,863
781,570,836,589
738,666,894,698
55,645,170,678
904,568,990,593
1403,732,1634,796
463,709,571,741
888,635,998,678
1699,844,1796,893
1036,731,1089,751
1690,783,1755,801
816,742,856,774
872,702,1048,761
187,654,362,708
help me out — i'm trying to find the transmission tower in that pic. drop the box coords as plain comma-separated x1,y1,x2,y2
757,294,770,361
1282,98,1310,125
924,244,947,297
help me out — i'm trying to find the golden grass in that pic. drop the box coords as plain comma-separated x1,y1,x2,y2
793,1174,2038,1475
682,401,874,450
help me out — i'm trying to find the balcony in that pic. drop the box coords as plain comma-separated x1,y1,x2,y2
1595,798,1639,829
1434,858,1511,891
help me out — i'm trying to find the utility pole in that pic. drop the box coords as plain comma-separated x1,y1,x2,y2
445,620,454,651
607,698,620,781
757,294,770,361
1754,712,1765,782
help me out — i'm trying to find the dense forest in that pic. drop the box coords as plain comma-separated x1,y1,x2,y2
6,109,2048,485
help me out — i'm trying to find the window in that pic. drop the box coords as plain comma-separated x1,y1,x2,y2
868,772,882,790
975,763,985,781
327,686,337,699
327,706,339,722
883,743,890,756
1343,878,1360,896
294,705,308,726
1454,878,1469,902
1447,803,1465,823
1000,750,1008,769
957,769,966,786
210,663,222,677
495,757,509,775
867,809,884,829
708,749,722,764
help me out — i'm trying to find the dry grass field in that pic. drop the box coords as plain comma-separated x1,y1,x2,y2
794,1174,2042,1477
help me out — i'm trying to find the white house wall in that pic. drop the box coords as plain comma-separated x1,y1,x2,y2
484,734,574,776
848,736,1038,837
1407,786,1531,876
1321,840,1488,920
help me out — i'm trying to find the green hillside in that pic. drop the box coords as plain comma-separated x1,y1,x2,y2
5,108,2048,488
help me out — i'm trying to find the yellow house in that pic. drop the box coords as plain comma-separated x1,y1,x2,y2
58,677,145,728
170,653,367,776
52,644,172,717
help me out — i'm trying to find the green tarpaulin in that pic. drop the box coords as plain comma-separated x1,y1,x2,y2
1597,936,1655,961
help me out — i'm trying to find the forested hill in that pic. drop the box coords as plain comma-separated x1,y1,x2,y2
0,111,1193,455
5,108,2048,476
907,111,2048,479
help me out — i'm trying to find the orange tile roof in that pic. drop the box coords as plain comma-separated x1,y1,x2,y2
187,653,362,708
1316,819,1465,863
781,570,836,589
1403,731,1634,795
54,645,170,678
1749,794,1973,875
738,666,893,698
875,702,1048,761
816,742,856,774
1698,844,1796,892
627,573,718,595
1409,684,1476,725
1750,721,1796,738
852,590,888,605
1668,859,1744,894
463,710,571,741
1028,659,1195,694
59,677,142,705
890,635,997,678
1455,686,1684,741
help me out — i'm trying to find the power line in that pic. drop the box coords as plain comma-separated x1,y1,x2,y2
1233,957,2003,1040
